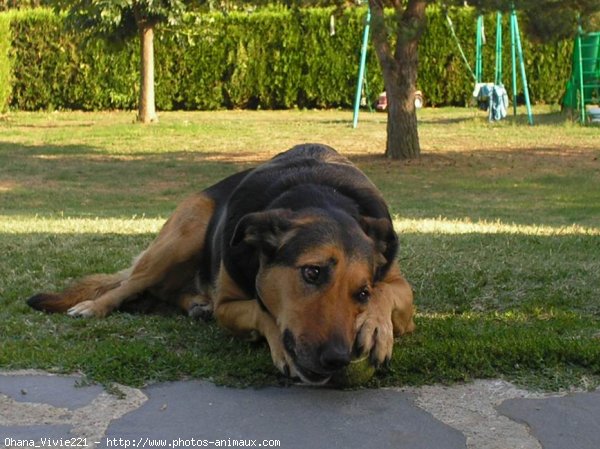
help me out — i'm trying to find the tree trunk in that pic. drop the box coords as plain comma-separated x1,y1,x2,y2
138,23,157,124
384,66,420,160
369,0,427,160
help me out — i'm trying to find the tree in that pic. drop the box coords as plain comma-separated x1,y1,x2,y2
54,0,188,123
369,0,427,160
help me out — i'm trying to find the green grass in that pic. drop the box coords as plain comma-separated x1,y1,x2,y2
1,107,599,390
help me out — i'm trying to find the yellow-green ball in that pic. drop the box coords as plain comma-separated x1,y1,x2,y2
331,356,376,387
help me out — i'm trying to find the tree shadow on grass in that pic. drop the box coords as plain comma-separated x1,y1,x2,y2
0,142,255,216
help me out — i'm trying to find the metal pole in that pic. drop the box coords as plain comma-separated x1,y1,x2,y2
495,12,502,85
352,7,371,129
510,12,517,116
475,15,483,83
512,9,534,125
576,32,586,124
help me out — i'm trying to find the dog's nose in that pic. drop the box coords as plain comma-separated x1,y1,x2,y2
319,344,351,372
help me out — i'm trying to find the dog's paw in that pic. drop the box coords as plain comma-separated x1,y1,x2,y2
354,310,394,367
67,300,108,318
276,354,300,380
268,337,299,379
188,302,213,321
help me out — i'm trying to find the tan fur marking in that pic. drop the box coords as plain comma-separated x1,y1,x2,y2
294,244,344,268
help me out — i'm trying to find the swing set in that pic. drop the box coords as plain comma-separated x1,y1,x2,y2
446,7,534,124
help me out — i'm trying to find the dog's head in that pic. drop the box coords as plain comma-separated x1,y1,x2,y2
231,207,396,384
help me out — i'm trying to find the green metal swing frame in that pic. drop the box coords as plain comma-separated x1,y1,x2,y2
453,8,534,124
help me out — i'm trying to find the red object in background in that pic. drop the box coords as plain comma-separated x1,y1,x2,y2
376,91,423,111
376,92,387,111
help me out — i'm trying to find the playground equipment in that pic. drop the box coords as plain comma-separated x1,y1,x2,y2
447,8,534,124
562,29,600,124
352,6,371,128
352,7,535,126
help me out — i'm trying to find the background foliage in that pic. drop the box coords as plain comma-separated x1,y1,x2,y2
0,12,10,112
1,6,576,112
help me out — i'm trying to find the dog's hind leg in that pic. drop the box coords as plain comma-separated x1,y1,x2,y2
29,193,215,318
67,193,215,318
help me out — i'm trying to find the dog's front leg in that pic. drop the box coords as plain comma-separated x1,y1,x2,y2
213,264,297,378
354,264,415,366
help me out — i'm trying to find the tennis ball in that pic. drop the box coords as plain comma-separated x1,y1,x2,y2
331,356,376,387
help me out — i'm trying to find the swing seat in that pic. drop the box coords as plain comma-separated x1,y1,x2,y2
473,82,494,110
473,83,509,120
588,107,600,123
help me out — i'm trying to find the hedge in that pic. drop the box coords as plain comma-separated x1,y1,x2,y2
0,12,10,112
1,7,574,111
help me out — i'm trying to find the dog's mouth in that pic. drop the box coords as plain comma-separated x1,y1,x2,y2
283,330,336,385
293,364,332,385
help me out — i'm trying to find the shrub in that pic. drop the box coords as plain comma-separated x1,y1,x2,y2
5,7,575,111
0,12,11,112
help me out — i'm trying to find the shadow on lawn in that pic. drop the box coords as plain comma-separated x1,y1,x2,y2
415,109,580,127
0,142,254,215
2,141,598,225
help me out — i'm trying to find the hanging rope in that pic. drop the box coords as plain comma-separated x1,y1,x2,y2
445,11,477,82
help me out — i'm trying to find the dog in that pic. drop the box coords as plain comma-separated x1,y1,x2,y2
27,144,415,384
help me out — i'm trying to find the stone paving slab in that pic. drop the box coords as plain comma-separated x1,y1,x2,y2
1,371,599,449
498,390,600,449
0,374,103,410
100,381,466,449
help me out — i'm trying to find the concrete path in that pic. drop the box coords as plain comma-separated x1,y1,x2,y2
1,371,598,449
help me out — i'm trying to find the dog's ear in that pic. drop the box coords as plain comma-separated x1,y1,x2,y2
360,216,398,279
230,209,296,256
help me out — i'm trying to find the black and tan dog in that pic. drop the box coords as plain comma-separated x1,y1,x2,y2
27,144,415,384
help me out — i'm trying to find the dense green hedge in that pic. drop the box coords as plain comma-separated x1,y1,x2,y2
0,12,11,112
2,7,574,111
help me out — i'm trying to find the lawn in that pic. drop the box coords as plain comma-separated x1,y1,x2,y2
1,107,599,390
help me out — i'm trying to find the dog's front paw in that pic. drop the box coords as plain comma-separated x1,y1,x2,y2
354,310,394,367
67,300,108,318
267,335,299,379
272,345,300,380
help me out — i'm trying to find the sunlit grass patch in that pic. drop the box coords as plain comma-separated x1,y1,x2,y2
0,215,164,235
3,215,598,237
394,217,600,236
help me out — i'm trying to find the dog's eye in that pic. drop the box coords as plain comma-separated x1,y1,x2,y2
355,287,371,304
301,265,322,285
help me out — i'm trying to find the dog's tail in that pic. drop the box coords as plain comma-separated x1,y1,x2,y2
26,271,127,313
